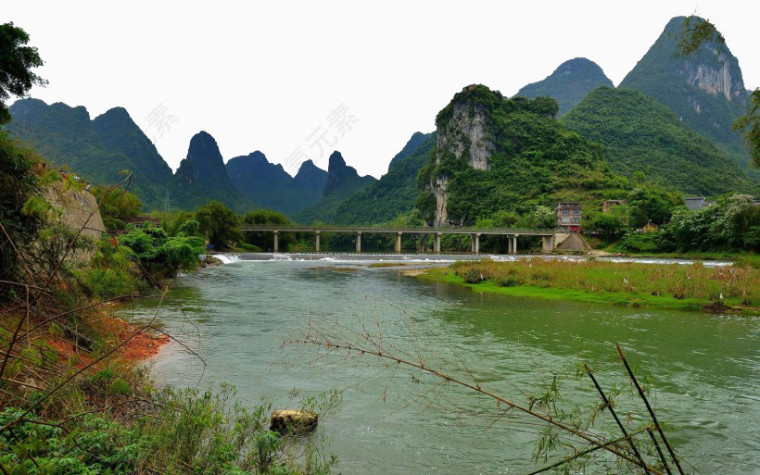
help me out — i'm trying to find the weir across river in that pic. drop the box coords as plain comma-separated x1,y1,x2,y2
239,225,567,254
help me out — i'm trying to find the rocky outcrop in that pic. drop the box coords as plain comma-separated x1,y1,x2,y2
428,87,495,226
270,410,318,434
436,102,493,171
683,49,744,102
42,182,105,262
433,176,448,227
417,85,610,228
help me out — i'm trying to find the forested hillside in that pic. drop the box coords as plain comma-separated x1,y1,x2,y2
563,87,757,195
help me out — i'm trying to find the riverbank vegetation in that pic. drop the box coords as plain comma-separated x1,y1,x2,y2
419,258,760,313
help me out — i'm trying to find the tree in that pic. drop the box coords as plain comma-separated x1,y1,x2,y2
677,16,760,166
0,132,41,286
524,206,555,229
734,89,760,166
0,23,45,286
586,211,627,242
627,186,679,228
196,201,242,249
241,209,294,250
91,186,142,231
0,22,46,124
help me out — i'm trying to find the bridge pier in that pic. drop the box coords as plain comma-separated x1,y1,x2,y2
471,233,480,254
356,232,362,253
541,235,554,254
273,231,279,253
434,233,442,254
315,230,320,252
508,235,519,255
395,232,402,254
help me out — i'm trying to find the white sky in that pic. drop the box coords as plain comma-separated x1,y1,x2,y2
5,1,759,178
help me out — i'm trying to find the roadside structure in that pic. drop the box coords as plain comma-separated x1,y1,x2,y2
556,202,581,232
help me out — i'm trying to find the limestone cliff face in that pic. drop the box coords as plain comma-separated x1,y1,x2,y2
42,183,105,262
682,48,745,102
433,176,448,227
435,102,493,171
429,87,495,226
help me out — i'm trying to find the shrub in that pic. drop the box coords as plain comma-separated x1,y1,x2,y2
618,230,673,253
196,201,242,248
496,275,521,287
119,224,204,280
0,408,139,474
463,268,485,283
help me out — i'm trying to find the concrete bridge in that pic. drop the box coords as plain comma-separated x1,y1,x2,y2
240,225,567,254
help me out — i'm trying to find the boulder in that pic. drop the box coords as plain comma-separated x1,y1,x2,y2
270,410,318,434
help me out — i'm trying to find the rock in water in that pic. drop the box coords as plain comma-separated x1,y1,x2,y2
270,410,318,434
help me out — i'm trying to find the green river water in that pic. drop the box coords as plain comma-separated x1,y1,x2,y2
120,256,760,474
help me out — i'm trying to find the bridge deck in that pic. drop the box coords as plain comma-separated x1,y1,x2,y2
240,225,556,236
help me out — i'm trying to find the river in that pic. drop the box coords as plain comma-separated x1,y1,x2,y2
120,254,760,474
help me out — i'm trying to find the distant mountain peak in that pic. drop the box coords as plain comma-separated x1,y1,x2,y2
554,57,609,78
169,131,254,211
99,106,131,119
297,159,318,172
250,150,267,163
622,16,747,103
224,151,330,216
176,131,228,185
619,15,756,178
328,150,347,169
294,151,376,223
187,131,218,156
325,151,354,196
514,57,612,116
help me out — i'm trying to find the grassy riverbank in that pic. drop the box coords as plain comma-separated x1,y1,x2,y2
416,259,760,314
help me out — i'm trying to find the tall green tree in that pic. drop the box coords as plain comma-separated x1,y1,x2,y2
627,186,680,227
0,132,41,285
0,22,46,124
196,201,241,249
241,209,294,250
0,23,45,287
